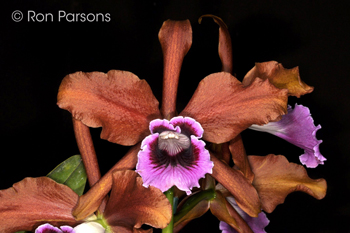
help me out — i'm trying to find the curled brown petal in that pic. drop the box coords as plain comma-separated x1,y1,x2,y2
0,177,79,232
210,191,253,233
243,61,314,98
229,135,254,183
159,20,192,120
57,70,161,146
210,154,261,217
248,154,327,213
104,170,172,231
73,144,139,220
180,72,288,143
199,15,233,73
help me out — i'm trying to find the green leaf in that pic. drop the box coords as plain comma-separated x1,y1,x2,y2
47,155,87,196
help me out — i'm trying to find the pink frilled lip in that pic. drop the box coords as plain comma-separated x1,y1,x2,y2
35,223,74,233
249,104,326,168
136,116,213,195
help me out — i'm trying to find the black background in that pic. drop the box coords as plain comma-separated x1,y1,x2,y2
1,1,349,232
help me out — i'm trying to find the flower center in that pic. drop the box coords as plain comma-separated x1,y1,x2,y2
158,131,191,156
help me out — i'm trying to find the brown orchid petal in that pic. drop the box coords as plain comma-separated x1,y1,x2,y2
229,135,254,183
72,118,107,212
174,195,210,233
209,143,231,165
0,177,79,232
104,170,172,231
210,154,261,217
159,20,192,119
180,72,288,143
243,61,314,98
248,154,327,213
57,70,161,146
72,118,101,187
201,174,216,190
199,15,233,73
73,144,139,220
210,191,253,233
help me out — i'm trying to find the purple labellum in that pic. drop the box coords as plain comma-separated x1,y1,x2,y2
249,104,326,168
136,116,213,194
219,197,269,233
35,223,75,233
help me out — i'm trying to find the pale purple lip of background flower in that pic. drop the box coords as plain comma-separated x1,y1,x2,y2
136,116,213,194
35,223,75,233
249,104,326,168
219,197,269,233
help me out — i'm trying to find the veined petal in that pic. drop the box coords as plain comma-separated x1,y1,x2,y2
210,155,261,217
243,61,314,97
57,70,161,146
0,177,78,232
180,72,288,143
136,134,213,195
249,104,325,168
219,197,269,233
229,135,254,183
103,170,172,231
159,20,192,119
35,224,75,233
248,154,327,213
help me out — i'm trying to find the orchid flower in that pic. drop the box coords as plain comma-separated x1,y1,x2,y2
0,170,172,232
57,18,290,219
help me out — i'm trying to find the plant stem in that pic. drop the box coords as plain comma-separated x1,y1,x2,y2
162,187,174,233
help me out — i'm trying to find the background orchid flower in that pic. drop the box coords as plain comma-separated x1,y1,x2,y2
0,170,172,233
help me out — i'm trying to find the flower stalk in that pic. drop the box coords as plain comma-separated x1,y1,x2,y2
163,187,175,233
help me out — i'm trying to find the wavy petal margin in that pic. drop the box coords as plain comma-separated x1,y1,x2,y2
243,61,313,97
0,177,78,232
181,72,288,143
103,170,172,231
248,154,327,213
57,70,161,146
250,104,326,168
35,223,74,233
